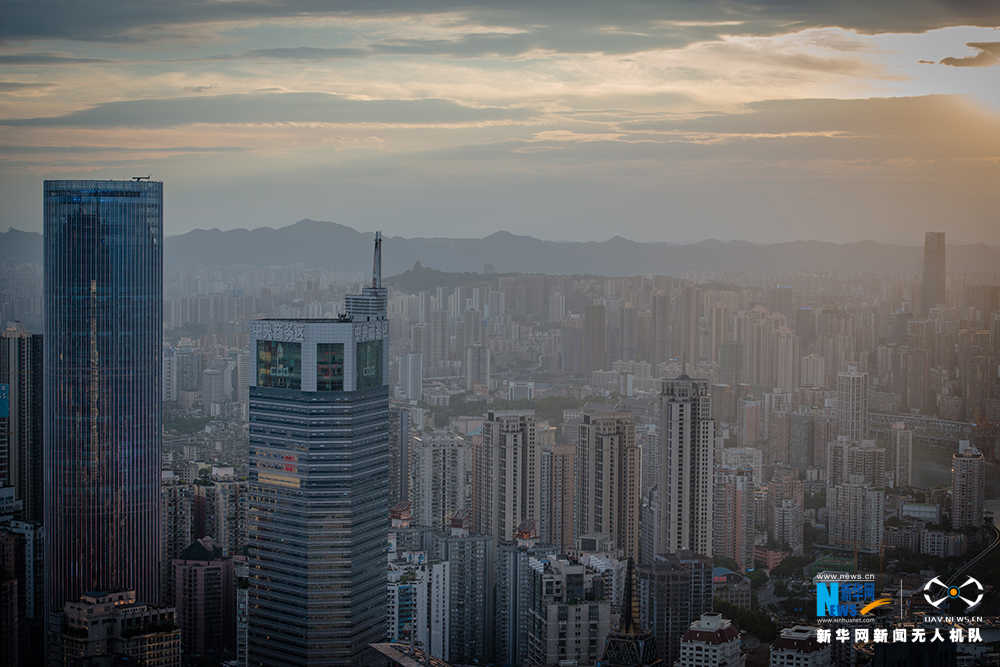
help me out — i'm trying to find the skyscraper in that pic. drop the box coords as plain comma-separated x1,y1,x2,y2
248,235,388,667
44,179,163,615
951,442,984,530
836,365,868,442
921,231,946,317
473,410,541,541
0,321,43,523
576,406,642,559
657,375,714,557
584,304,608,374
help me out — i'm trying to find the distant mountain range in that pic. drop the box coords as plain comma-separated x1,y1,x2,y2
2,219,999,277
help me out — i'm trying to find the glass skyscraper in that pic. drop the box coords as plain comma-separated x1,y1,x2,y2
43,179,163,615
248,236,388,667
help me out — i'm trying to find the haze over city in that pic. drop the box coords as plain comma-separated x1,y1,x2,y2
3,1,1000,243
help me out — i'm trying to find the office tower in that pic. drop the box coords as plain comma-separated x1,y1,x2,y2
540,444,575,551
828,483,883,553
399,351,422,401
160,471,194,605
576,406,642,559
411,430,469,529
676,613,743,667
44,179,163,615
388,407,411,508
713,467,754,573
0,519,44,665
172,536,237,660
55,590,181,665
387,557,450,659
770,627,830,667
636,551,712,667
800,353,824,388
773,499,803,555
837,365,868,441
921,231,946,316
432,511,495,664
466,345,490,392
0,322,42,524
248,236,388,667
886,422,912,488
952,442,985,529
473,411,541,541
658,375,714,557
193,467,247,558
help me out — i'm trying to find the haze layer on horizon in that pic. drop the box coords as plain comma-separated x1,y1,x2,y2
2,1,1000,244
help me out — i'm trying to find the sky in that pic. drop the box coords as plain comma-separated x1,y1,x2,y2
2,0,1000,244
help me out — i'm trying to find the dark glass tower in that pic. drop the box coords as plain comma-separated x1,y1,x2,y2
921,231,946,316
43,180,163,615
248,234,388,667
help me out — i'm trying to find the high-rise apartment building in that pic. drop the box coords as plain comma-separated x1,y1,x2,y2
399,351,422,401
160,471,193,605
466,345,490,391
584,304,608,374
44,179,163,615
921,231,946,316
411,430,469,529
540,444,575,551
387,407,411,508
828,483,883,554
0,322,43,523
636,551,712,667
836,365,868,442
658,375,714,557
473,410,541,542
576,406,642,559
248,236,388,667
713,467,755,572
887,422,912,488
952,442,985,530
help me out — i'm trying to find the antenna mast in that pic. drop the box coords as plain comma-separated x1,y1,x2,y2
373,231,382,289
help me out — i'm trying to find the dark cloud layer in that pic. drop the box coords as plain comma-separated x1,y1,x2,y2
0,91,533,128
940,41,1000,67
4,0,1000,50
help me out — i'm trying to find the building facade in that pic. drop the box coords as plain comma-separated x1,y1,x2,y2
248,272,389,666
44,179,163,614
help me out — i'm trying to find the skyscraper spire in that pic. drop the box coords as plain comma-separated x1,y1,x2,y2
373,230,382,289
596,557,661,667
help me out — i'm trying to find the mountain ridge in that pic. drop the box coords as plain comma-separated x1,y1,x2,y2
2,219,998,277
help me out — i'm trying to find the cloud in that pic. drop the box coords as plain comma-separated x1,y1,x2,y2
242,47,368,61
0,81,57,91
0,91,535,128
939,41,1000,67
182,84,218,93
0,53,112,65
4,0,1000,49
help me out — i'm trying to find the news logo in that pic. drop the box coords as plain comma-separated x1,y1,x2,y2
816,579,892,618
922,576,985,613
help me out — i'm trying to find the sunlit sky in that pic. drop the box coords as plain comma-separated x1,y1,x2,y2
2,1,1000,244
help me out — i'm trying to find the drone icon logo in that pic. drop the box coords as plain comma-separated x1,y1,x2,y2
922,576,985,612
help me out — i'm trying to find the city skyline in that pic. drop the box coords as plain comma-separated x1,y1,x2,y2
2,3,1000,243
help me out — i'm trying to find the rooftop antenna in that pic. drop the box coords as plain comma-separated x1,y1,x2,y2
372,231,382,289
